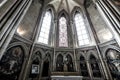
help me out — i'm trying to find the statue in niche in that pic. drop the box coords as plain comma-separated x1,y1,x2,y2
56,54,63,71
65,55,74,72
64,63,68,72
0,46,24,80
64,57,68,72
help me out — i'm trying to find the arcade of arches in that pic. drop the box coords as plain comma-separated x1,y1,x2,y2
0,0,120,80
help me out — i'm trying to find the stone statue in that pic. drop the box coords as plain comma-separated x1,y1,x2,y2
64,58,68,72
64,63,68,72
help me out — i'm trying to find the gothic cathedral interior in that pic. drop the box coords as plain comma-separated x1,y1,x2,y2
0,0,120,80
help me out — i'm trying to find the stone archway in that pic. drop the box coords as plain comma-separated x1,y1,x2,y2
0,46,24,80
80,56,89,77
89,55,102,78
42,60,50,80
41,53,51,80
29,57,40,80
65,54,74,72
56,54,64,72
106,49,120,80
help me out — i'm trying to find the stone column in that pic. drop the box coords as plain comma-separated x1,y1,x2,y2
85,0,119,79
77,60,80,73
18,57,29,80
103,59,113,80
93,1,120,79
96,0,120,46
38,60,44,80
70,20,78,71
84,7,110,80
97,59,107,79
53,19,57,71
95,47,111,80
0,0,32,60
86,60,93,80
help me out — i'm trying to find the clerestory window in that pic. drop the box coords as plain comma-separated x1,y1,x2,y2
74,12,90,46
59,16,68,47
38,10,52,44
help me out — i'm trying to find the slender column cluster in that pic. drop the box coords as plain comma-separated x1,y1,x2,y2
96,0,120,46
0,0,32,60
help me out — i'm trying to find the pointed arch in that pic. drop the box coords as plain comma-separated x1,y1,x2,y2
71,6,91,47
90,54,96,60
71,6,83,18
59,16,68,47
57,10,69,47
79,55,89,77
42,59,50,78
103,45,120,58
0,43,26,80
37,5,55,45
74,11,90,46
29,56,41,79
104,46,120,80
65,54,74,72
32,51,42,61
7,42,28,57
65,52,74,60
89,54,102,78
56,54,64,71
44,4,56,17
38,10,52,44
57,10,70,20
45,50,52,60
80,55,85,61
87,50,98,60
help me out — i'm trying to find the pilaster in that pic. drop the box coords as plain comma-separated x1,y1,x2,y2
0,0,32,60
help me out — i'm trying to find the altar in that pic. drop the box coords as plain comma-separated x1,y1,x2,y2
51,76,83,80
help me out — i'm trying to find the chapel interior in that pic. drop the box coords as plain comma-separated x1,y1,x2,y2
0,0,120,80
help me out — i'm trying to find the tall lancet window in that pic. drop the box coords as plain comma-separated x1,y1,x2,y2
74,12,90,46
38,10,52,44
59,16,68,47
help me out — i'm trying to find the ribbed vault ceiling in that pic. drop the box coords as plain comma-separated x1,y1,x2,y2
48,0,84,13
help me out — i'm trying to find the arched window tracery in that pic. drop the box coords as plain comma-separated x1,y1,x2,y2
59,16,68,47
38,10,52,44
74,12,90,46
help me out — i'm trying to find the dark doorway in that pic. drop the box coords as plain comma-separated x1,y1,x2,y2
80,56,89,77
42,61,49,77
90,55,102,78
29,57,40,79
56,54,63,71
66,54,74,72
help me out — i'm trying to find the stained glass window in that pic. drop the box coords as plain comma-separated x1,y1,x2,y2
38,11,52,44
59,16,68,47
74,12,90,46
